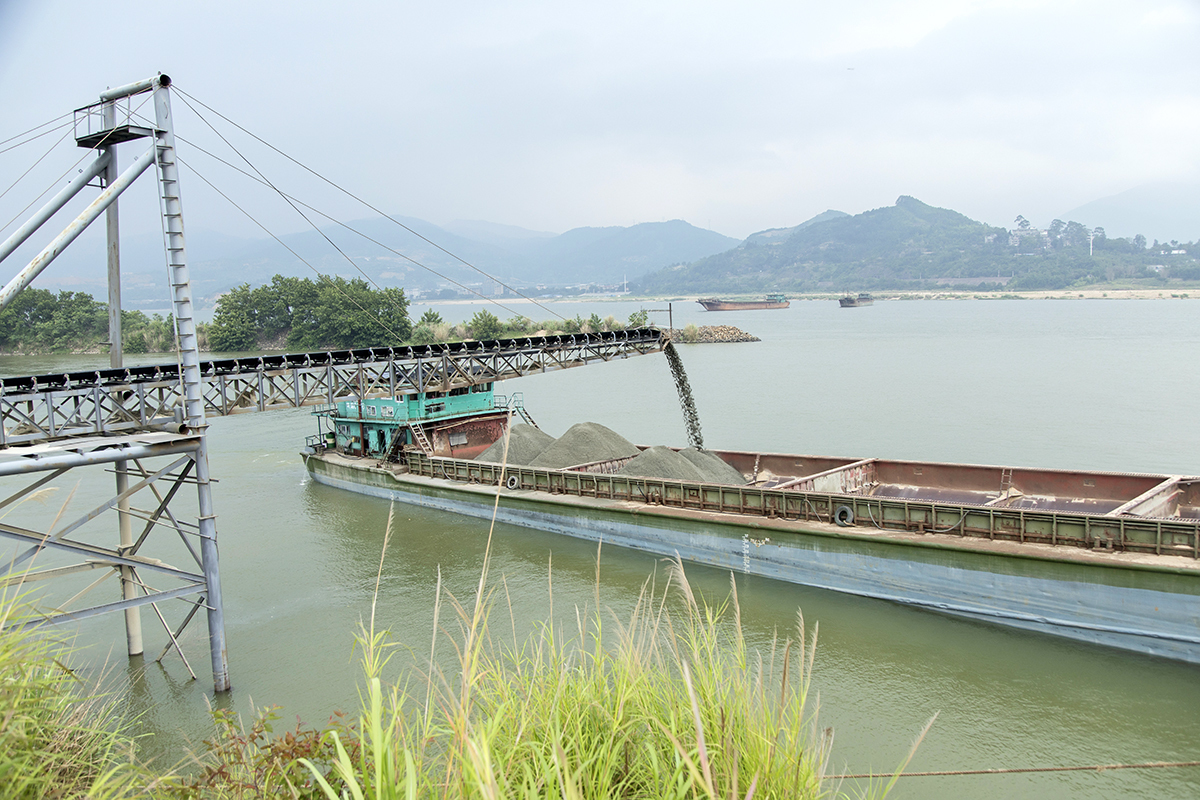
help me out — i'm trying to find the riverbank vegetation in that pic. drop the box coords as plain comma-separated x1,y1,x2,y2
0,287,208,355
0,514,906,798
0,587,151,798
173,553,840,798
0,279,651,355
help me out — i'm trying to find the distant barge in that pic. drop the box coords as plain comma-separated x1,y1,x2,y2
839,293,874,307
302,387,1200,665
697,294,789,311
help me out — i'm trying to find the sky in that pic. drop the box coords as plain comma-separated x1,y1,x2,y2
1,0,1198,241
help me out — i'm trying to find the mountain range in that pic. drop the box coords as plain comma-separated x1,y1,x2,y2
19,217,739,309
636,196,1196,293
8,185,1196,307
1059,182,1200,244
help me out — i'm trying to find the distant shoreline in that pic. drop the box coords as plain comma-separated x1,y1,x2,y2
414,287,1196,306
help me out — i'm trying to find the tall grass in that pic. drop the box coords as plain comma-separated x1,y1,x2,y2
0,498,918,798
0,586,157,798
280,501,837,799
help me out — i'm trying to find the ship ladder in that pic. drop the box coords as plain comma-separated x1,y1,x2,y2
1000,467,1013,496
408,423,435,456
509,393,540,428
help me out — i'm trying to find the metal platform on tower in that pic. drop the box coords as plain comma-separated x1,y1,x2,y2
0,74,230,692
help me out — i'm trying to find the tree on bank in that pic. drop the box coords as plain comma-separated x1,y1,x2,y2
208,274,411,351
468,309,502,340
0,289,107,352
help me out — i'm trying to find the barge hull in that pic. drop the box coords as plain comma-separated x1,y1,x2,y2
697,299,789,311
305,453,1200,664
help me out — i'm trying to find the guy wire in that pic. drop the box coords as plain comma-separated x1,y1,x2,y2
173,86,568,321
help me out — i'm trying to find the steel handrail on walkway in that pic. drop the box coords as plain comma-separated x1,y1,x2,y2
0,329,665,448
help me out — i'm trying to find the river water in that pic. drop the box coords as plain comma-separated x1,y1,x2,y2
3,296,1199,799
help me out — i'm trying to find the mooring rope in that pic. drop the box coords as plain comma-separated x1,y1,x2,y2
829,760,1200,779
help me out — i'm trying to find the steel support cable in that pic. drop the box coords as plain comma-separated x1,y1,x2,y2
0,112,73,149
156,103,539,326
0,142,91,234
165,94,390,297
172,86,568,322
0,120,73,157
181,159,412,344
169,137,530,320
0,126,76,207
2,92,158,232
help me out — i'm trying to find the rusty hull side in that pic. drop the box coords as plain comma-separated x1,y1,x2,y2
428,412,509,460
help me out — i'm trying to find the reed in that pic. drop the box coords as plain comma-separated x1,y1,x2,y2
284,500,842,799
0,500,913,798
0,586,157,799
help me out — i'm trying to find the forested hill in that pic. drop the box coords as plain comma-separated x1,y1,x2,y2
637,196,1196,293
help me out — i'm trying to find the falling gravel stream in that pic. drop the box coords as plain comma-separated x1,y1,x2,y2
664,339,704,449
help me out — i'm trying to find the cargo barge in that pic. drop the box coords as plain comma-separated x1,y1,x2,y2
301,384,1200,665
839,293,874,307
697,294,789,311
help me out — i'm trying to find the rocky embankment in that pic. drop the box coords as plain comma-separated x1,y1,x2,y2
667,325,759,343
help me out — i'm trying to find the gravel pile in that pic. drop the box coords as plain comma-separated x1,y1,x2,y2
476,424,556,465
529,422,640,469
669,326,760,343
618,446,706,482
473,423,746,486
677,447,747,485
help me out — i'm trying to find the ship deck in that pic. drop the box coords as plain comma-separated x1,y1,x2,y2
313,448,1200,576
307,443,1200,568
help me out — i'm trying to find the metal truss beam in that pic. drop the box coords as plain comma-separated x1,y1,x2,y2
0,73,233,693
1,72,664,695
15,583,205,629
0,443,213,671
0,433,200,476
0,329,665,448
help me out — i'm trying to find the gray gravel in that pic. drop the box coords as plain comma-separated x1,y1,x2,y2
473,423,747,486
476,424,555,465
677,447,747,485
529,422,640,469
668,325,760,343
618,446,707,481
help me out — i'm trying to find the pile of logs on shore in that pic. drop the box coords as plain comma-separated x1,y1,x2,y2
667,325,760,343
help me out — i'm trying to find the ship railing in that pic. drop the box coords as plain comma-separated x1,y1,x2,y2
404,452,1200,562
495,392,540,427
492,392,526,410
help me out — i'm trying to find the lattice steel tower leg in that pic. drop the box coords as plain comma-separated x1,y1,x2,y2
152,76,230,692
102,97,143,658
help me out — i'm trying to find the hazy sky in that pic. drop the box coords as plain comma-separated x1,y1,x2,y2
1,0,1197,240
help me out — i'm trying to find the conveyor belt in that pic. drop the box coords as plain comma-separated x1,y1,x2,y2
0,329,665,448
